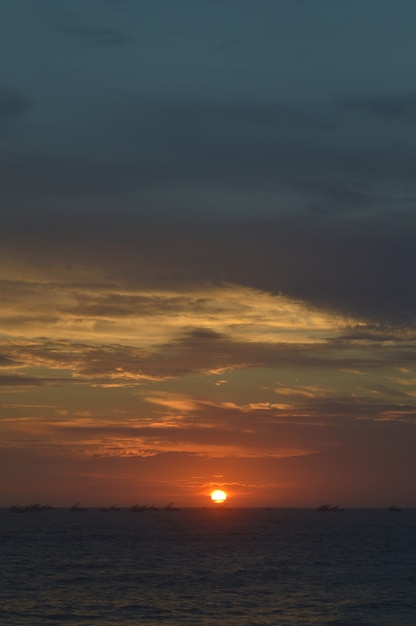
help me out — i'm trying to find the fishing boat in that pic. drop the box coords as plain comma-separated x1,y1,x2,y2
69,503,88,511
129,504,158,512
317,504,344,512
164,502,179,511
99,504,120,512
388,505,402,512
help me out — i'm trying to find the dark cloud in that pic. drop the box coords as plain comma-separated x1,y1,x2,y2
36,0,134,48
279,396,416,424
3,210,416,324
0,155,126,197
64,292,214,319
1,84,415,221
0,355,17,367
0,374,68,386
3,327,414,387
0,88,33,124
53,24,133,47
194,101,336,132
344,93,416,123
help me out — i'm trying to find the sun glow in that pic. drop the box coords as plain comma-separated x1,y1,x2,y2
210,489,227,504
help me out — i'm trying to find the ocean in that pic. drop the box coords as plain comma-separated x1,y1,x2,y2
1,507,415,625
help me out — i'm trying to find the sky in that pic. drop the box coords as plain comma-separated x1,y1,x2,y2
1,0,416,507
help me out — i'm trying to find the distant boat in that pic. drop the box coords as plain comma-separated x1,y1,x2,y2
10,503,55,512
129,504,159,512
164,503,179,511
69,503,87,511
388,505,402,512
317,504,344,512
99,505,120,512
10,505,27,513
25,503,44,512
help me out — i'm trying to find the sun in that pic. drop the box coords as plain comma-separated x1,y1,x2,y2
211,489,227,504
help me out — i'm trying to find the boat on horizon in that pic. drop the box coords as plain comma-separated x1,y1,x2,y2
99,504,120,512
388,505,402,512
129,504,159,512
69,503,88,511
164,503,179,511
10,503,55,512
317,504,344,512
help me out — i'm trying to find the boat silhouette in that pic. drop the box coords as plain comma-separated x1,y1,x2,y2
99,504,120,512
69,503,88,511
317,504,344,512
164,503,179,511
10,503,55,512
129,504,159,512
388,505,402,512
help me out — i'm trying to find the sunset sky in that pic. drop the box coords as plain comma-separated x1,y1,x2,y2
1,0,416,507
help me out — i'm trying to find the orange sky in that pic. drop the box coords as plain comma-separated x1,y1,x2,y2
1,272,415,507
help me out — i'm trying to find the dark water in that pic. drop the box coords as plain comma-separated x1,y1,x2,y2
1,508,415,625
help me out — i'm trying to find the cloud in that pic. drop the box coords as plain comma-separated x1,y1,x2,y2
37,0,134,48
2,387,415,465
0,88,33,129
2,78,416,232
344,93,416,123
0,374,67,387
4,212,416,325
0,354,17,368
53,24,133,47
1,328,396,387
0,276,350,344
0,155,126,199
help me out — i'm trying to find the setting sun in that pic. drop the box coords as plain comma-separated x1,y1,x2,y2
210,489,227,504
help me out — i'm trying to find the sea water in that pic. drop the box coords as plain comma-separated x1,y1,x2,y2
1,507,415,625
